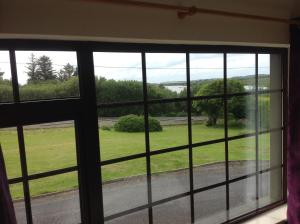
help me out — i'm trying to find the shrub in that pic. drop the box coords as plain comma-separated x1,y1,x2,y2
101,125,111,131
114,115,162,132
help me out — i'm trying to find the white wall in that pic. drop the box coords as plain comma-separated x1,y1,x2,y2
0,0,299,45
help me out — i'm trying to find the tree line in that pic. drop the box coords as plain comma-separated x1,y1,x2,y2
0,54,270,128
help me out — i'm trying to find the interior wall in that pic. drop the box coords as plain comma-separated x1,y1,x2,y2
0,0,298,45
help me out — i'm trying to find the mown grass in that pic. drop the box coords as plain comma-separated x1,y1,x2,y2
0,124,271,200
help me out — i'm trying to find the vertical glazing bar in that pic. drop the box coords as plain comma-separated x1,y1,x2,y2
223,53,230,219
186,53,195,223
141,52,153,224
255,53,259,207
282,50,288,202
9,49,33,224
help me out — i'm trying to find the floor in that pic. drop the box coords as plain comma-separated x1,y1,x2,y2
243,205,287,224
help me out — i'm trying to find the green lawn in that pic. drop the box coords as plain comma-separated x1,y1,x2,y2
0,124,271,199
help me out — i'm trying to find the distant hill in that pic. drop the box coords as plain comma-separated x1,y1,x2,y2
161,74,270,88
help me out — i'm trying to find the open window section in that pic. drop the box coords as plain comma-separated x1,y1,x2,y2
0,127,22,179
151,150,189,201
0,51,13,103
98,105,146,161
146,53,187,100
148,101,188,151
190,53,224,97
23,121,77,175
101,158,147,218
93,52,143,104
29,171,80,223
193,142,226,189
15,51,79,101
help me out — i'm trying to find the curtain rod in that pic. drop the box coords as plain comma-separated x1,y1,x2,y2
84,0,295,24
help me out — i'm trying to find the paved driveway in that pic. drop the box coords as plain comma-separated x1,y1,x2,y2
14,161,276,224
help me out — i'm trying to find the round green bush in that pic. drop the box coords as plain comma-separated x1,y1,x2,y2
114,115,162,132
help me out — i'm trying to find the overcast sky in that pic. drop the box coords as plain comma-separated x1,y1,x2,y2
0,51,270,85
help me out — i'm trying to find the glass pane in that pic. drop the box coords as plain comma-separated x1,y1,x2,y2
106,209,149,224
149,102,188,151
259,93,282,131
0,127,22,179
99,105,145,161
153,197,191,224
194,186,227,224
229,177,257,219
258,54,282,90
151,150,189,201
190,53,224,96
23,121,77,175
102,158,147,217
0,51,13,103
259,131,282,170
15,51,79,101
10,183,27,224
259,169,282,208
146,53,186,100
193,143,225,189
29,172,80,223
229,137,256,179
227,54,255,93
93,52,143,104
228,95,255,137
192,99,224,143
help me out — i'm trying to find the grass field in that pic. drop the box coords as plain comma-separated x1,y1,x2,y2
0,123,271,199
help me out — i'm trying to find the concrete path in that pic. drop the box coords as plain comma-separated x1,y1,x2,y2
14,161,277,224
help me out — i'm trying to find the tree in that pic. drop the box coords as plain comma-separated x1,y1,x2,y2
58,63,76,81
193,79,246,126
0,71,4,80
26,54,39,82
35,55,56,81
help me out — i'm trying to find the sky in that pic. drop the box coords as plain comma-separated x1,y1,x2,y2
0,51,270,85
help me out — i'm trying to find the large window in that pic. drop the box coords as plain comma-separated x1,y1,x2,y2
0,42,286,224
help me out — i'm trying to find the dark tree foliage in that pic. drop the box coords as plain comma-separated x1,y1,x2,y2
26,54,39,82
58,63,77,81
193,79,247,126
36,56,56,81
0,71,4,80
